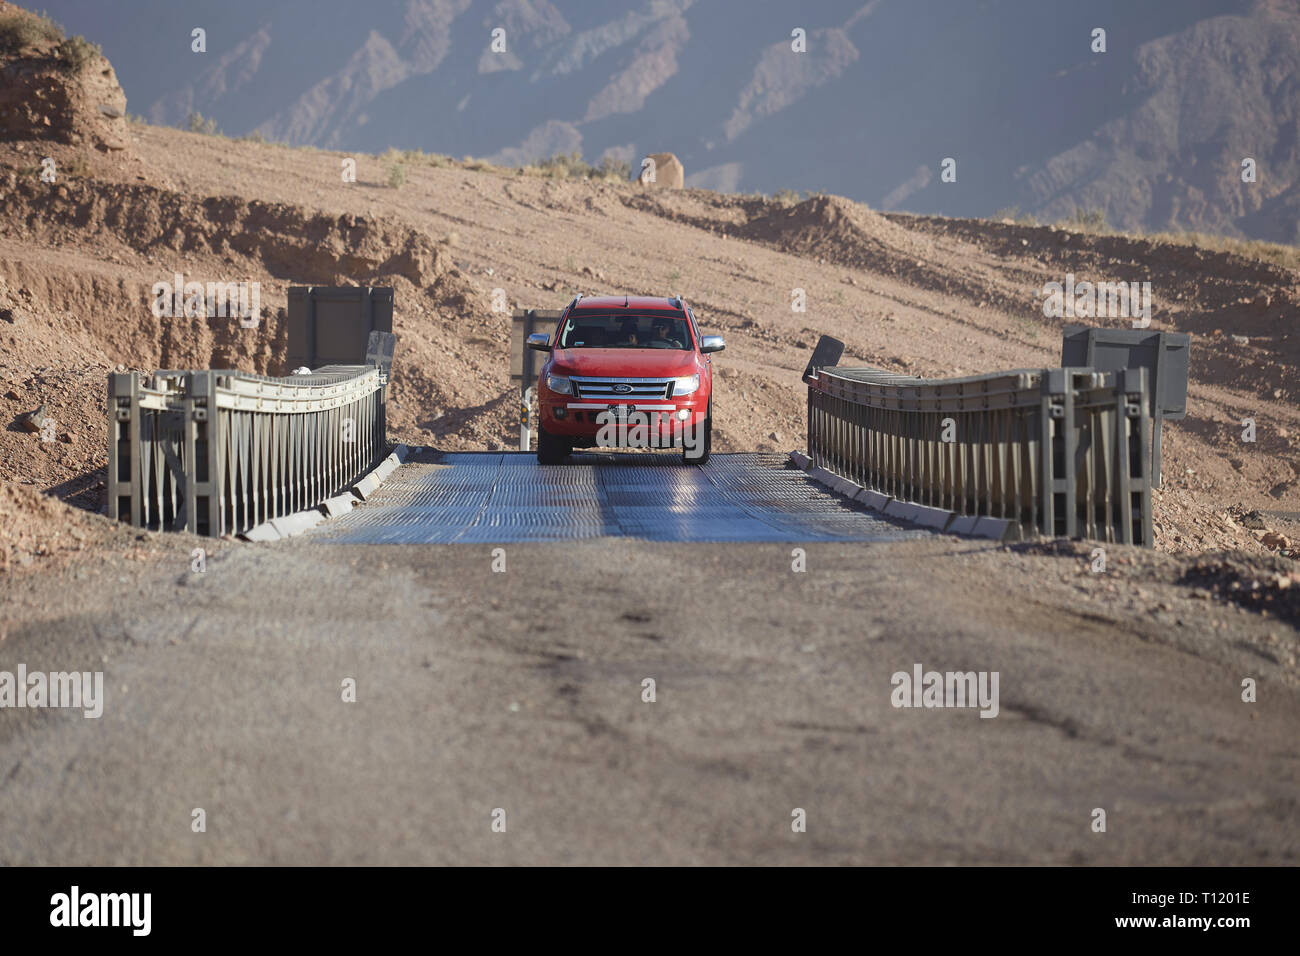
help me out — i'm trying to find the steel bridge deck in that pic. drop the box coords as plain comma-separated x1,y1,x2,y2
309,451,921,545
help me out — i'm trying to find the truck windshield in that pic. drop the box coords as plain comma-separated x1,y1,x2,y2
556,311,692,350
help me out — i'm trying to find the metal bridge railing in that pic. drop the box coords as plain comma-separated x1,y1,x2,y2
107,366,387,537
807,365,1153,545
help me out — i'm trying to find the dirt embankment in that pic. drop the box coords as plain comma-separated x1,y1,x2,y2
0,170,488,364
0,172,468,290
0,170,505,502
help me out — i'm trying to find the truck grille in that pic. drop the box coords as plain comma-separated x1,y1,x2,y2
569,376,672,400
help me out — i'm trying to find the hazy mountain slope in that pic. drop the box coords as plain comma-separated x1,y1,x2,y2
1024,1,1300,242
28,0,1300,242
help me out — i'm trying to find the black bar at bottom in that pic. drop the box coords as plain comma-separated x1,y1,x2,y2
0,866,1287,942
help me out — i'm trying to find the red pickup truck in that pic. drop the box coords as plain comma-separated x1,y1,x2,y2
528,294,725,464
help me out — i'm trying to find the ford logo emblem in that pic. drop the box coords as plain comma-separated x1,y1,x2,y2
612,384,633,393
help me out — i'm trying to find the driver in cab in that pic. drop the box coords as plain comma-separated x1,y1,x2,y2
650,317,680,348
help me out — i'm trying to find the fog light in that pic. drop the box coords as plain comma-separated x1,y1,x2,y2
553,407,567,420
675,408,691,421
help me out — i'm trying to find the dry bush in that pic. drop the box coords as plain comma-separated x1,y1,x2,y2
0,10,62,54
55,34,99,71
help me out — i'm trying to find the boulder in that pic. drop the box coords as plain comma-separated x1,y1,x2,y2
638,152,684,189
15,404,47,433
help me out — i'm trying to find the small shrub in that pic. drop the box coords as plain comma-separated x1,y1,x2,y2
534,151,606,180
1068,207,1109,233
236,130,288,146
185,111,219,136
773,189,799,205
995,206,1039,226
596,156,630,181
536,151,579,178
387,162,407,189
55,34,99,71
0,11,62,54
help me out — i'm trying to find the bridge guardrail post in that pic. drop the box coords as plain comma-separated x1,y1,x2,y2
184,371,221,536
1122,367,1153,546
107,371,140,527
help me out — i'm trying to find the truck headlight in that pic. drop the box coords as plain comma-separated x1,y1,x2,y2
546,374,572,395
671,374,699,396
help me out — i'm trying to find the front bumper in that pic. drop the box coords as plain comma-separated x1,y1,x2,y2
539,396,706,447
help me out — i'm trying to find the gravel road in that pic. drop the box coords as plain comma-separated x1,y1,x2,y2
1,503,1296,865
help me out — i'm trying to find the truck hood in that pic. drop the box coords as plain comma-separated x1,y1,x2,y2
550,349,699,378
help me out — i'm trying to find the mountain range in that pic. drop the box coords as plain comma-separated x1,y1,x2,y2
35,0,1300,242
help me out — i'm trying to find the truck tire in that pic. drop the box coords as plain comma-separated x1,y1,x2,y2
537,427,571,465
683,408,711,465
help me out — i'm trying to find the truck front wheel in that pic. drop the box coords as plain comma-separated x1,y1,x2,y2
683,411,711,465
537,427,571,465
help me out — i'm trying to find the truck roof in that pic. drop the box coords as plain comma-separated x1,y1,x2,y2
572,295,682,311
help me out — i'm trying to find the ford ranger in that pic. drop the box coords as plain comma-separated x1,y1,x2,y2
527,294,725,464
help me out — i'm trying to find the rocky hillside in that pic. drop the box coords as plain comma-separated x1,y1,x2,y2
1023,0,1300,243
